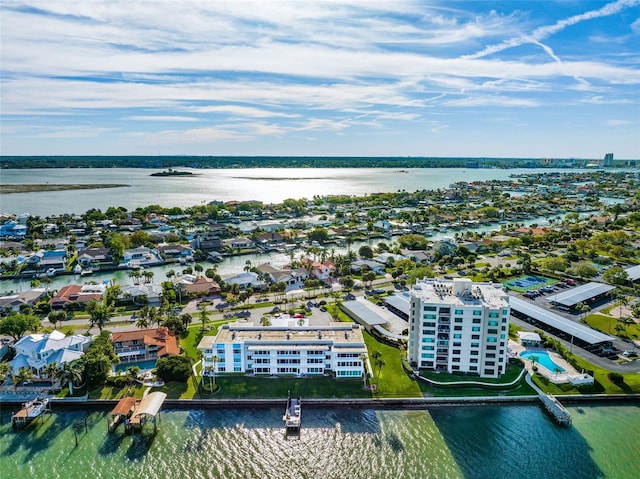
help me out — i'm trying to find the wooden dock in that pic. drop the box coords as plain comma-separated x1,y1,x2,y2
12,396,51,429
283,393,301,432
539,393,572,426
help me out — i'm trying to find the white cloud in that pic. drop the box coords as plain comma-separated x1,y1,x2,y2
605,119,634,126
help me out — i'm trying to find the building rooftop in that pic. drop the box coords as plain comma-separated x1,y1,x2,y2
412,278,508,310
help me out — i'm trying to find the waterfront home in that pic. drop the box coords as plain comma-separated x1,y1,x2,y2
156,243,194,260
26,249,68,272
77,247,114,269
121,246,164,268
110,327,179,365
374,253,407,265
10,330,92,377
190,234,224,253
0,288,47,315
198,321,368,378
49,283,106,310
0,220,27,239
223,237,255,251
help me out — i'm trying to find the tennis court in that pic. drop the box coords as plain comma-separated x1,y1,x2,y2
504,275,556,292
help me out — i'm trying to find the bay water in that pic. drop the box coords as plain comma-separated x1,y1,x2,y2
1,403,638,479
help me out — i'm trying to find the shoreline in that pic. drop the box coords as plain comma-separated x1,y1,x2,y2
3,393,638,408
0,183,129,194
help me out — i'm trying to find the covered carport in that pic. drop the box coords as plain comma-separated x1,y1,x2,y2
548,282,615,311
510,296,615,354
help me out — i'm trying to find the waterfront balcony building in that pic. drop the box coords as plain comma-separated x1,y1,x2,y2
198,322,368,379
407,278,510,378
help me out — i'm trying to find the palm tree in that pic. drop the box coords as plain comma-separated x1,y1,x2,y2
59,361,83,395
13,367,34,389
43,361,58,381
48,310,66,330
135,315,149,330
0,362,11,385
126,366,141,385
88,301,113,332
199,305,209,331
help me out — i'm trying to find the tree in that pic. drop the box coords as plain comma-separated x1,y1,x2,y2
602,266,629,286
135,315,149,330
180,313,193,329
358,245,374,259
156,355,192,382
59,360,84,395
0,362,11,384
126,365,141,385
87,300,113,332
13,367,34,389
260,316,272,327
48,310,66,330
576,302,591,323
0,312,41,341
199,305,209,330
43,361,58,380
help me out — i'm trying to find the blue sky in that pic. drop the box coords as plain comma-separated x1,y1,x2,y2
1,0,639,158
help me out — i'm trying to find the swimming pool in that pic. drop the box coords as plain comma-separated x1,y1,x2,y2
520,350,566,373
113,359,157,373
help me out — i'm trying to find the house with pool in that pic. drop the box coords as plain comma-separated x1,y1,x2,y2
110,327,179,371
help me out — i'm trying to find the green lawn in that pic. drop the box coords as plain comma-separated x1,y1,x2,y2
584,313,640,341
210,375,369,399
363,331,422,398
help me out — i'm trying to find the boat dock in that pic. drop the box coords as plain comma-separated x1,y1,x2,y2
108,396,138,433
539,393,572,426
126,391,167,435
12,395,52,429
283,393,301,431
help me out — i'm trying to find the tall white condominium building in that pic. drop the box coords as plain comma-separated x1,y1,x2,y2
408,278,510,378
198,323,367,378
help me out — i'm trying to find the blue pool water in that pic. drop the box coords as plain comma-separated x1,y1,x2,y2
520,350,566,373
113,359,157,373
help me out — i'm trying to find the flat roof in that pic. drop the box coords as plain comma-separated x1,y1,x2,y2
340,300,387,327
384,294,411,315
548,282,615,307
510,296,614,345
625,264,640,281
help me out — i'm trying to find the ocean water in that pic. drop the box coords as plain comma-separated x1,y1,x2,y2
0,167,585,216
1,403,638,479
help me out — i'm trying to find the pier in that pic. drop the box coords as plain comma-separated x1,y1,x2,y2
283,392,301,432
127,391,167,435
525,372,572,426
12,395,52,429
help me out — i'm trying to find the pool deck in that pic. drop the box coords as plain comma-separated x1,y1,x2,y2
510,341,579,385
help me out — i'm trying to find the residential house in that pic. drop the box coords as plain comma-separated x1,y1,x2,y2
256,263,309,291
350,259,385,274
77,247,113,269
223,237,255,250
0,288,47,315
110,327,179,365
120,284,163,306
156,243,194,260
10,330,92,377
0,220,27,239
191,235,224,252
49,284,106,310
121,247,164,268
300,258,335,284
180,276,221,297
400,249,432,264
224,271,267,290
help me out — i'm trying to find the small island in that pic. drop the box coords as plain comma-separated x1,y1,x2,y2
150,169,195,177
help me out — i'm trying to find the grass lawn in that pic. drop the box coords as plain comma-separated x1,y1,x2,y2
584,313,640,341
416,363,537,397
88,383,147,400
210,375,369,399
363,332,422,398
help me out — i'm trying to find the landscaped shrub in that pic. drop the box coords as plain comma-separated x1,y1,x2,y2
607,372,624,385
106,376,130,388
156,355,192,382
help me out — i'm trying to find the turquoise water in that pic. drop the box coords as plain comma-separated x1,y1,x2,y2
1,403,639,478
113,359,157,373
520,350,566,373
